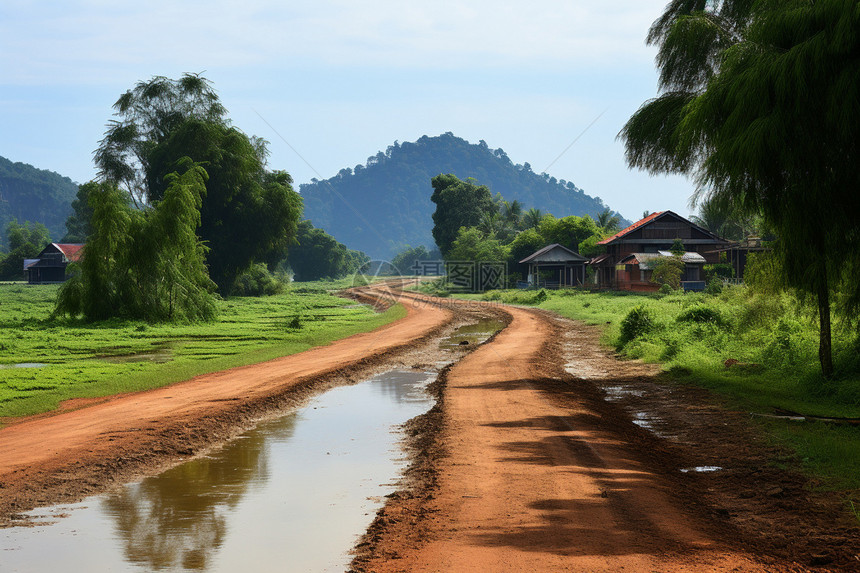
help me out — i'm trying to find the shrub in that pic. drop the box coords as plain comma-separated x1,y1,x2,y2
677,304,723,326
619,304,656,345
231,263,285,297
704,277,724,295
651,256,685,289
658,283,674,295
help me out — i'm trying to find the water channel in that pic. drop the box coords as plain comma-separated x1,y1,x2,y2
1,369,436,573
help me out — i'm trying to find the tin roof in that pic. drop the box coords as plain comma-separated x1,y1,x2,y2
621,251,706,270
519,243,588,264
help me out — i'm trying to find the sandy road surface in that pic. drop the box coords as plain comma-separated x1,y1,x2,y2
356,299,808,572
0,283,452,523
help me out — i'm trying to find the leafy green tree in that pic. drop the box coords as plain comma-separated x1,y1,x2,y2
0,220,50,280
95,75,302,295
506,227,547,280
56,161,217,322
287,220,365,281
537,215,602,252
390,245,440,275
7,219,50,251
621,0,860,377
147,120,302,293
447,227,509,263
62,182,98,243
430,174,496,256
651,256,685,290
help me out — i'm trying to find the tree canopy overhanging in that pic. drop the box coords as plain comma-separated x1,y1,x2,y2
620,0,860,378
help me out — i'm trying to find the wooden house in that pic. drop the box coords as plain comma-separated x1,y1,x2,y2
25,243,84,284
590,211,728,292
519,243,589,288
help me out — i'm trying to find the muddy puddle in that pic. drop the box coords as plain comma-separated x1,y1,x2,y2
439,318,505,351
0,369,436,573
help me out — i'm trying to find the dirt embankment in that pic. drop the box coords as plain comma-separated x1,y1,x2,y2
352,298,860,572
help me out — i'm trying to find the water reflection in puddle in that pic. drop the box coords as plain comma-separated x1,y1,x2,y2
1,370,436,573
0,363,47,369
439,319,505,351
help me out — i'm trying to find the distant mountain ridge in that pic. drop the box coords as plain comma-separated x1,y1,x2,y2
299,133,626,259
0,155,78,245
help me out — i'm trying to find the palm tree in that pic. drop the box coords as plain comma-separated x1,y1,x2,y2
596,208,621,233
522,208,543,230
502,200,523,229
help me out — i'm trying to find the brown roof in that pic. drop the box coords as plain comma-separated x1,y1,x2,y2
597,211,665,245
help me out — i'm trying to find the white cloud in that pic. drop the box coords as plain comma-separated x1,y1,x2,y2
1,0,665,85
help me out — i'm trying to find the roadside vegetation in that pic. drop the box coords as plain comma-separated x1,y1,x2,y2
459,281,860,494
0,280,401,421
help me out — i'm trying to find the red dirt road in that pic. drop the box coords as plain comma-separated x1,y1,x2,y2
0,284,451,522
356,302,806,572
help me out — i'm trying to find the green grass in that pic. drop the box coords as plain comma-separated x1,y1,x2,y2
0,282,404,421
463,286,860,494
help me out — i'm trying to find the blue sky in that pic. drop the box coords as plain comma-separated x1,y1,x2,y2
0,0,699,224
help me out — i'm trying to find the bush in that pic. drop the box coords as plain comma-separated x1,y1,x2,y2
658,283,674,295
677,304,723,326
704,277,724,295
651,256,685,290
231,263,285,297
619,304,656,345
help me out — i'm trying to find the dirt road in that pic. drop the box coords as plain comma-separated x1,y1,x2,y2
354,296,851,572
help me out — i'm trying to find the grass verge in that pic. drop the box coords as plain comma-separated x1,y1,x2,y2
0,281,404,421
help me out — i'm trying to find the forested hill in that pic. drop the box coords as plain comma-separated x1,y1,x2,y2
299,133,624,259
0,156,78,245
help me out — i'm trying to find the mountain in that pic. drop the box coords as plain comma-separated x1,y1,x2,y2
299,133,625,259
0,155,78,245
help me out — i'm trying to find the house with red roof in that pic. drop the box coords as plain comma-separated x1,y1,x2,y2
590,211,729,292
25,243,84,284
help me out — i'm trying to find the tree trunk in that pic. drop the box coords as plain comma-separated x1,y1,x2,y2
817,273,834,379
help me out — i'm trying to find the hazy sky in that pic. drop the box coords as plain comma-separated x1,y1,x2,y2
0,0,698,224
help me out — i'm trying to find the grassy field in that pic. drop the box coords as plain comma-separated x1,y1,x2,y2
0,280,403,421
460,285,860,495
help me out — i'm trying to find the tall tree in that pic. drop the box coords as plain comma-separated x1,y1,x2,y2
62,182,97,243
430,174,496,256
621,0,860,378
94,74,302,295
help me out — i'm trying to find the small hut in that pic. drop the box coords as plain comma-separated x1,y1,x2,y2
25,243,84,284
519,244,588,288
